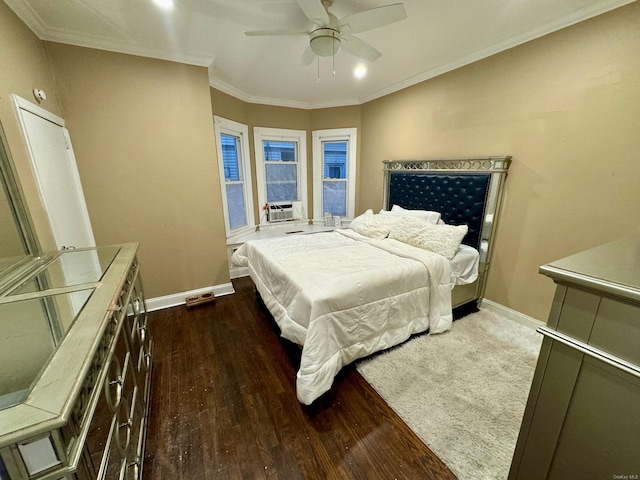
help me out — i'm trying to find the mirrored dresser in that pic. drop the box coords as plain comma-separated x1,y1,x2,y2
0,243,152,480
509,231,640,479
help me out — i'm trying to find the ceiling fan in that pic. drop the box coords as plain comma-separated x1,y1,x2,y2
244,0,407,65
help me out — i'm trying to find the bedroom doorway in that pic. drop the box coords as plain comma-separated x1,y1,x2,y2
12,95,95,251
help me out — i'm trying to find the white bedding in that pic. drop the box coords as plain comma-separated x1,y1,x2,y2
231,229,461,404
451,244,480,285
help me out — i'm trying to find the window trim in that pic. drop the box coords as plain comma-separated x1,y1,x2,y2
214,116,255,238
312,128,357,221
254,127,307,225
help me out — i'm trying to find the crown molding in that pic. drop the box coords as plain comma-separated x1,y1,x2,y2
7,0,635,109
4,0,214,67
212,0,636,109
359,0,637,104
208,76,362,110
41,28,215,67
4,0,48,37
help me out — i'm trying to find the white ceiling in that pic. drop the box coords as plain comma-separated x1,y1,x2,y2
5,0,634,109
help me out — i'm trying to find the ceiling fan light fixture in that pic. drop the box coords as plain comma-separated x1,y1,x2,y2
310,28,341,57
152,0,174,11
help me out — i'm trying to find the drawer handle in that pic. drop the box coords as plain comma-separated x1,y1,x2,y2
144,352,152,370
105,357,124,412
138,325,147,343
538,326,640,379
116,419,132,456
132,299,141,316
105,378,123,412
142,347,152,370
127,460,141,480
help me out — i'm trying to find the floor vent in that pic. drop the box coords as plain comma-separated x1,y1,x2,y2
185,292,216,308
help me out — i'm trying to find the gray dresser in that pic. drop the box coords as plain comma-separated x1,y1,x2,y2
509,232,640,479
0,244,152,479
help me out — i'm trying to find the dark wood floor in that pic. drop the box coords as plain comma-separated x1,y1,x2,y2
143,276,456,479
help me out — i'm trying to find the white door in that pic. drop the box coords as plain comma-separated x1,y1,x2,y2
12,95,95,250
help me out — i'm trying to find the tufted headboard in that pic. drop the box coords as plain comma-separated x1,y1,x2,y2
383,157,511,258
387,173,490,250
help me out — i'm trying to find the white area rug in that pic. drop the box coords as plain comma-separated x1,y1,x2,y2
357,308,542,480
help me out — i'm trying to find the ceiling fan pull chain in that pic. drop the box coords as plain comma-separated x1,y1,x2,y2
317,55,321,83
332,37,336,76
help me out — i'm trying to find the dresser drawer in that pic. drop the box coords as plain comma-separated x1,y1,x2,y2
589,297,640,366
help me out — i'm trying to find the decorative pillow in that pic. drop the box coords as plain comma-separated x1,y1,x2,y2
350,209,399,239
389,216,468,259
390,204,442,225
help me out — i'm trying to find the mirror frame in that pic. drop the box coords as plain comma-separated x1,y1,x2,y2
0,122,41,269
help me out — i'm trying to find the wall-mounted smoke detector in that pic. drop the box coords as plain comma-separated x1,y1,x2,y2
33,89,46,102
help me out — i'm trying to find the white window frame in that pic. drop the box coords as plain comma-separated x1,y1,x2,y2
214,116,255,238
312,128,357,221
253,127,307,225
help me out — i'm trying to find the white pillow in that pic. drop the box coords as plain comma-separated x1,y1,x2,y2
390,204,442,225
389,216,468,259
350,209,399,239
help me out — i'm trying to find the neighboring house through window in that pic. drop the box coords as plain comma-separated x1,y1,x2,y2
312,128,357,221
254,127,307,224
214,116,254,237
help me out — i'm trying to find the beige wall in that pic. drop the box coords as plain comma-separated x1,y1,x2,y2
210,89,362,222
0,4,69,383
3,2,638,319
44,43,229,298
360,2,640,320
0,1,61,252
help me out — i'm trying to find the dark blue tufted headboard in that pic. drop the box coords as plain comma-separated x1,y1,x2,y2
383,158,511,306
387,172,491,251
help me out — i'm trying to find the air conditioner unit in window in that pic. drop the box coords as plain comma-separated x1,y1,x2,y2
266,202,294,223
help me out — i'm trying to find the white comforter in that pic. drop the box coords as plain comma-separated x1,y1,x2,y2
231,229,454,405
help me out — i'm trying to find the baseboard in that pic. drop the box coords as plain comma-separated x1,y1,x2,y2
479,299,545,330
146,282,235,312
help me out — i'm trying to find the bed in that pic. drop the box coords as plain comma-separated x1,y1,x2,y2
232,156,511,404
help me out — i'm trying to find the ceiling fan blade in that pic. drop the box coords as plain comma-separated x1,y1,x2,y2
300,45,316,66
296,0,330,26
338,3,407,34
244,30,309,36
341,34,382,62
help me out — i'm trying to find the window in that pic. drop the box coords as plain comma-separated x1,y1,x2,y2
254,127,307,223
214,116,254,237
312,128,357,220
